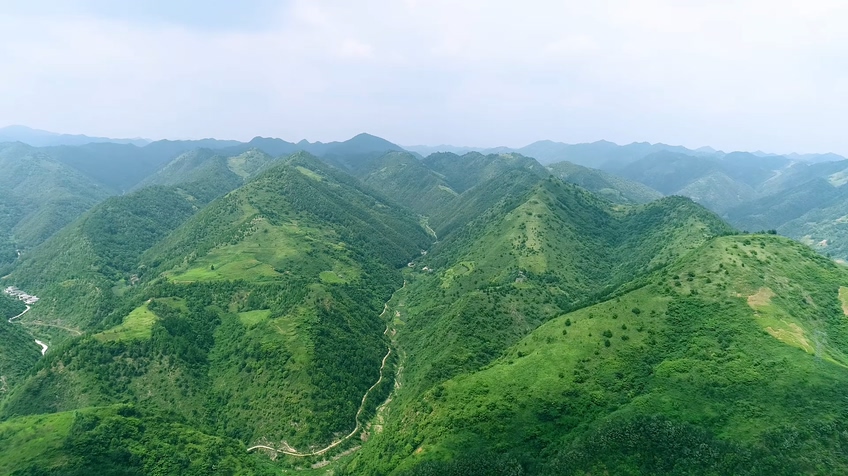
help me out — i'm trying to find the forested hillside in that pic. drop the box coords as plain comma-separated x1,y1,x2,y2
1,140,847,475
0,152,432,474
547,161,663,204
0,143,112,269
347,234,848,475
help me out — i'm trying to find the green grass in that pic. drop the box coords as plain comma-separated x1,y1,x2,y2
238,309,271,326
297,165,325,181
319,271,345,284
0,410,75,473
94,302,158,342
226,149,275,179
439,261,474,288
166,220,359,283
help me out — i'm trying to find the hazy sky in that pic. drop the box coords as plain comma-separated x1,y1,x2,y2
2,1,847,153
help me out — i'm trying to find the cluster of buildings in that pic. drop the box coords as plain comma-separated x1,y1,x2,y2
4,286,39,305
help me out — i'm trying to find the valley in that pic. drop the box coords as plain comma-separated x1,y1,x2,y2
0,135,847,475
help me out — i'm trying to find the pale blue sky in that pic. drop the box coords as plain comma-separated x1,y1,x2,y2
2,0,847,154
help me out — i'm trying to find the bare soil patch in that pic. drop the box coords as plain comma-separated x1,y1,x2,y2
747,287,775,309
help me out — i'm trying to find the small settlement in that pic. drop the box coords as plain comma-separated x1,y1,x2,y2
4,286,39,305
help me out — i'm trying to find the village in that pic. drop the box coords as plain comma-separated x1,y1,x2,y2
4,286,39,305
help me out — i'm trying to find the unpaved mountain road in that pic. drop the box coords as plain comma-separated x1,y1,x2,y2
248,282,407,458
248,342,392,458
7,305,30,323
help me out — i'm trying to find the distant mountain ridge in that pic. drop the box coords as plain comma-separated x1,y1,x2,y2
7,124,846,167
8,124,848,266
404,139,847,167
0,125,151,147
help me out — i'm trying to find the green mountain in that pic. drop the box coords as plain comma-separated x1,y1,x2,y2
616,151,721,194
347,150,551,239
725,178,847,232
345,234,848,475
404,139,726,168
3,146,848,475
316,133,406,171
43,140,243,192
772,194,848,262
722,161,848,261
0,143,112,269
676,171,757,212
0,169,241,335
349,150,459,219
375,179,731,395
612,151,793,214
136,148,277,192
547,160,663,204
421,152,545,195
0,153,431,474
596,151,848,261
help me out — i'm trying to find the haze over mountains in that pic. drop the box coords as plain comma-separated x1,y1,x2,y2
1,126,848,474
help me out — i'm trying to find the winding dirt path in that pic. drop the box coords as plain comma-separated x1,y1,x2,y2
248,281,407,458
7,305,30,323
26,321,83,336
5,288,63,353
248,343,392,458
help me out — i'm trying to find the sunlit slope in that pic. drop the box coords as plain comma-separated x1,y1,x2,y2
349,235,848,475
339,177,733,471
147,151,431,279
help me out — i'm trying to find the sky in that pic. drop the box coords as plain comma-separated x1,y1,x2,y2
1,0,848,154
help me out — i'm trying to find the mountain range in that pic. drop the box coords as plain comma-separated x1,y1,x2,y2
0,128,847,474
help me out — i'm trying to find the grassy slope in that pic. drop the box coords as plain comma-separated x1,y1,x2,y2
337,177,733,474
348,235,848,475
93,301,161,342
